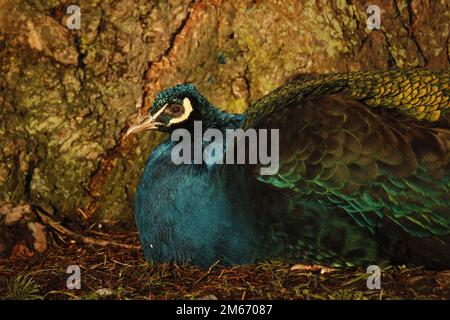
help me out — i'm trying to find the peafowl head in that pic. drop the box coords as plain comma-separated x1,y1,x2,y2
127,84,229,135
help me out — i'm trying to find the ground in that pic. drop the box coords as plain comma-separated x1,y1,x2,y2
1,230,449,300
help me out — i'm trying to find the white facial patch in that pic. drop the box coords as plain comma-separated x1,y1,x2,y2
168,97,193,125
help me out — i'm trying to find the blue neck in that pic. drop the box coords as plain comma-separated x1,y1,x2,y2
201,106,244,131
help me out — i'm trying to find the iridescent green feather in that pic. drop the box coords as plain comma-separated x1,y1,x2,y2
244,69,450,267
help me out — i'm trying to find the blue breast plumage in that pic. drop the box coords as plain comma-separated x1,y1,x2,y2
136,137,266,266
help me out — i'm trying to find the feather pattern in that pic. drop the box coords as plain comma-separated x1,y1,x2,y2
132,70,450,268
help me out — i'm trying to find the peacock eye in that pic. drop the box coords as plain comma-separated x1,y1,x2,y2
165,104,184,116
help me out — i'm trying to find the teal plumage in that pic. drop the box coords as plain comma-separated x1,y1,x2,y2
129,69,450,268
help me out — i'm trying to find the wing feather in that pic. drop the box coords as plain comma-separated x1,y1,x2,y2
247,93,450,240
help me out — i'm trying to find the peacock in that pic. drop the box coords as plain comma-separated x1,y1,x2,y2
127,69,450,268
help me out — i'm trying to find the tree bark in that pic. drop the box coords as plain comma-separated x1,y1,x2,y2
0,0,449,235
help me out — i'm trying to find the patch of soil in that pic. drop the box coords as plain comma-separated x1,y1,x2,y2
0,232,449,300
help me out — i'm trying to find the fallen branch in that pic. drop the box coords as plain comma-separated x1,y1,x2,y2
35,209,141,250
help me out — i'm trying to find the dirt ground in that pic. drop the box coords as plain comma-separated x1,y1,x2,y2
1,230,449,300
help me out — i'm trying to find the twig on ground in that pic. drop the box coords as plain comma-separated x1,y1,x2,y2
35,209,141,250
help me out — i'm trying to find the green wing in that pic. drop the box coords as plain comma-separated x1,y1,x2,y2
243,69,449,129
243,69,450,265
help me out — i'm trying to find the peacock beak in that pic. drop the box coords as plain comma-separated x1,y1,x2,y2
126,105,167,136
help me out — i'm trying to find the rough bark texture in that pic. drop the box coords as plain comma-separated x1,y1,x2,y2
0,0,449,241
